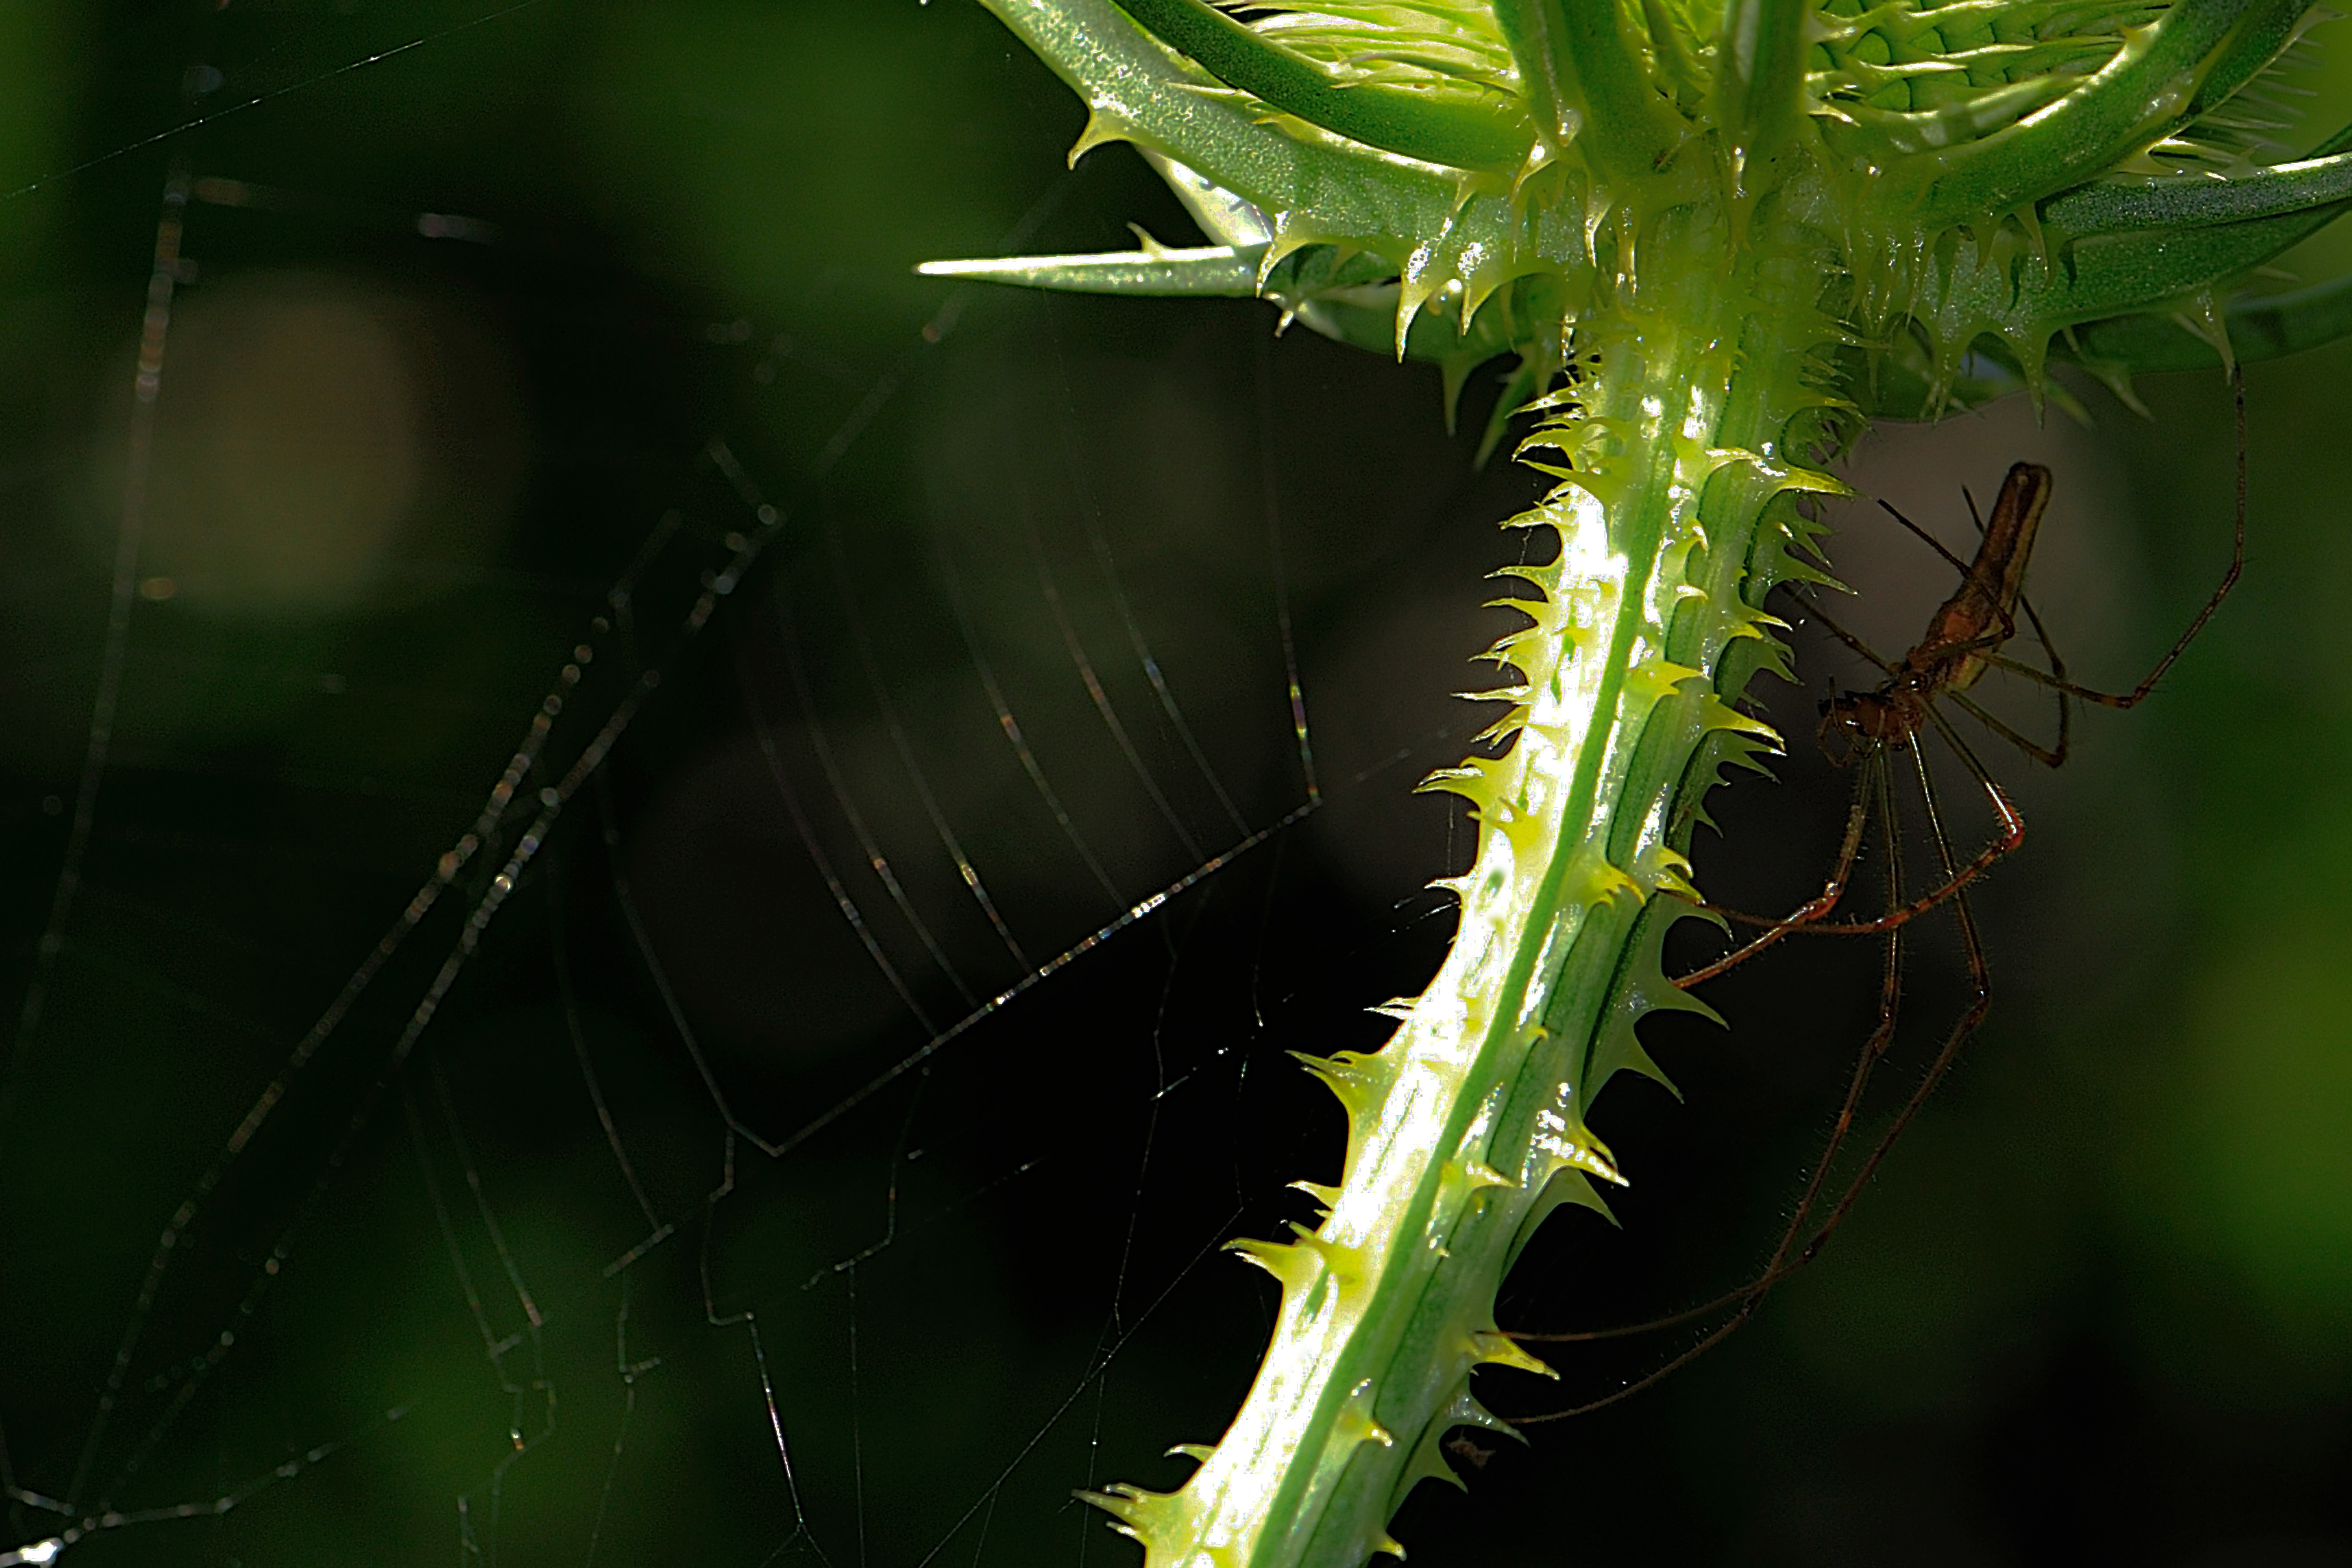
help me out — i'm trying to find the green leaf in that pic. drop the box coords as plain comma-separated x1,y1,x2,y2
1913,169,2352,373
2045,150,2352,243
1105,0,1535,171
2071,272,2352,370
1891,0,2312,229
2038,203,2349,320
978,0,1439,239
2186,0,2323,119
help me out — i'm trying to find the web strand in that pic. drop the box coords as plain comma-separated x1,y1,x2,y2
0,1,557,204
1009,446,1209,866
929,513,1130,913
3,165,187,1148
821,504,1034,971
1047,306,1253,842
1257,332,1321,807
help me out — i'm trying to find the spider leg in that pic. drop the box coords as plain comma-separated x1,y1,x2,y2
1989,368,2245,711
1781,740,1993,1277
1673,771,1874,988
1786,589,1898,677
1768,707,2023,936
1945,687,2063,770
1510,764,1917,1419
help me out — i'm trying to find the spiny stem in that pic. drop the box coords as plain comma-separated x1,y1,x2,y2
1089,207,1843,1568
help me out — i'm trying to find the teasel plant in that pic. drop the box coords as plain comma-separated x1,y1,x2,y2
923,1,2352,1563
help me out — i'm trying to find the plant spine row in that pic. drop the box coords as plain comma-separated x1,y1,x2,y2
1089,213,1848,1565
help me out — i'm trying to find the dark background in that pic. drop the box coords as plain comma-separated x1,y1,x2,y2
1,4,2346,1565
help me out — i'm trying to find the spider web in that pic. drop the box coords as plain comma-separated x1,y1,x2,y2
0,7,1580,1564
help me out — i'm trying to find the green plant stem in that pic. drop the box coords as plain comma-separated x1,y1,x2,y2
1090,200,1840,1568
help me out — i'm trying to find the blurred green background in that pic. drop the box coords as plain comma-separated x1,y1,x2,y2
0,4,2345,1565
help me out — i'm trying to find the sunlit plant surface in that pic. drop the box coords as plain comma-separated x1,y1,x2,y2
928,0,2352,1561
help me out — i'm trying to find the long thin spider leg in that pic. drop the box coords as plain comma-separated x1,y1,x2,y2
1879,498,1975,578
1995,370,2247,711
1673,775,1874,989
1507,1301,1751,1420
1978,630,2224,711
1944,687,2063,769
1786,591,1898,676
1511,766,1917,1416
1748,759,1909,1283
1759,708,2023,937
1692,749,1988,1336
1753,828,2017,936
2011,590,2073,768
1780,743,1994,1274
1924,700,2018,813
